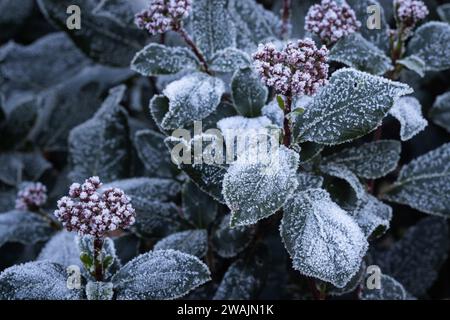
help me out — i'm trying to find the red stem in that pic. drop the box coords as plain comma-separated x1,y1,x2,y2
94,237,104,281
177,28,212,75
283,95,292,147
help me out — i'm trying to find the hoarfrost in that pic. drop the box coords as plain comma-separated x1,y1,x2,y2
37,231,80,267
389,96,428,141
154,229,208,258
429,91,450,133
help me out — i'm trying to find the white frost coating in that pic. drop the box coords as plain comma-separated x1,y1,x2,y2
294,68,413,145
320,163,366,201
86,281,114,300
209,48,251,73
262,100,284,127
0,261,83,300
360,274,407,300
295,173,324,192
383,143,450,217
406,22,450,72
350,195,392,238
222,146,299,226
154,229,208,258
389,96,428,141
37,231,80,267
323,140,401,179
429,91,450,133
280,188,368,288
112,249,211,300
161,73,225,130
329,33,392,75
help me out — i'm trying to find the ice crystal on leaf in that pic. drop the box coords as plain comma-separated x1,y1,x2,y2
209,48,252,73
37,231,80,268
112,249,210,299
154,229,208,258
280,189,368,288
389,96,428,141
86,281,114,300
429,91,450,133
350,195,392,238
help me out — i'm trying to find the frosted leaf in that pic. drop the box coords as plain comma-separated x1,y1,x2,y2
227,0,281,51
211,214,255,258
0,186,15,212
429,91,450,133
113,234,140,264
68,85,130,183
382,143,450,217
217,116,272,132
262,100,284,128
373,217,449,297
347,0,390,52
33,66,132,152
328,261,366,297
92,0,146,27
0,210,54,247
131,44,199,76
134,129,174,178
0,261,83,300
190,0,236,60
389,96,428,141
37,231,80,267
360,274,407,300
209,48,252,73
280,189,368,288
294,68,413,145
37,0,146,67
350,195,392,238
329,33,392,75
397,55,426,78
86,281,114,300
296,173,324,192
213,245,266,300
323,140,401,179
297,142,324,165
112,249,211,299
222,146,299,226
160,73,225,130
202,101,239,130
154,229,208,258
182,180,217,228
0,33,88,100
149,94,170,135
103,178,182,237
231,68,269,117
0,152,51,186
406,22,450,72
437,4,450,23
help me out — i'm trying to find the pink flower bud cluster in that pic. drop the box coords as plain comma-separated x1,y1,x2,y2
394,0,428,29
135,0,191,35
15,182,48,211
253,39,329,96
54,176,136,237
305,0,361,45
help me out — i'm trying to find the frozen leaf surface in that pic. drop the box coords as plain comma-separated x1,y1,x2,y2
329,33,392,75
323,140,401,179
92,0,146,27
37,231,80,268
389,97,428,141
113,249,210,299
86,281,114,300
294,68,412,145
350,195,392,238
154,230,208,258
68,85,130,183
429,91,450,133
437,4,450,23
382,143,450,217
406,22,450,72
182,180,217,228
280,189,368,288
296,173,324,192
0,152,51,187
360,274,407,300
0,261,83,300
397,55,426,78
131,44,199,76
161,73,225,130
262,100,284,128
231,68,268,117
223,146,299,226
209,48,251,73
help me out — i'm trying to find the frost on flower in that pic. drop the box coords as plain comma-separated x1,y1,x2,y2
54,176,136,237
135,0,191,34
252,39,329,96
15,182,47,211
305,0,361,45
394,0,428,31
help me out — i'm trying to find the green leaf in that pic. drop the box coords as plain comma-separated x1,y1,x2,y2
37,231,80,267
295,173,324,192
281,189,368,288
154,230,208,258
397,55,426,77
209,48,251,73
323,140,401,179
406,22,450,72
131,43,200,76
382,143,450,217
182,180,217,228
0,152,51,187
68,85,130,183
112,249,211,299
350,195,392,238
429,91,450,133
0,210,54,247
92,0,146,27
293,68,413,145
190,0,236,59
149,94,170,135
85,281,114,300
223,146,299,226
329,33,392,75
360,274,408,300
37,0,146,67
231,67,268,117
437,4,450,23
160,73,225,130
389,96,427,141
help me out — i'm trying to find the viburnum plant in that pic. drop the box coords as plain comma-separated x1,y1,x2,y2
0,0,449,300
